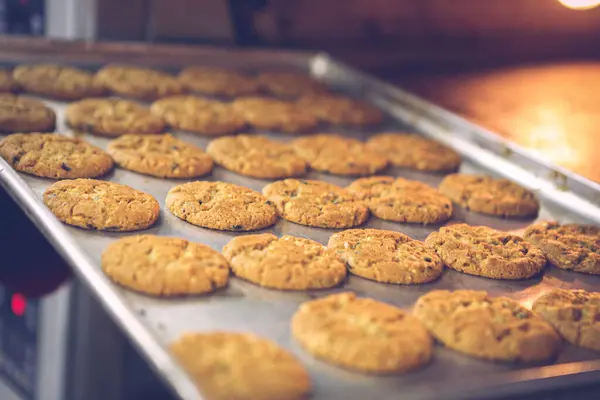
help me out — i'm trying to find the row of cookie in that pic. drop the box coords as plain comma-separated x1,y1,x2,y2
166,287,600,399
1,64,330,101
0,92,382,138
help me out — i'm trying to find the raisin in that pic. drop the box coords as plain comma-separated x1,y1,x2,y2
61,163,72,172
424,257,432,262
171,163,179,172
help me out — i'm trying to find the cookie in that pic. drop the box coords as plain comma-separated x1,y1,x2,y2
425,224,546,280
292,134,387,176
223,233,346,290
107,134,213,178
414,290,560,362
178,66,260,97
0,94,56,133
328,229,443,284
297,94,383,127
0,133,114,179
151,95,246,136
262,179,369,228
95,64,185,101
66,98,166,137
166,181,277,231
0,69,19,93
101,234,229,296
12,64,105,100
207,134,305,179
366,133,461,172
346,176,453,224
439,173,539,218
292,292,432,373
43,179,159,231
170,332,311,400
532,288,600,351
232,97,318,134
523,221,600,275
256,71,328,98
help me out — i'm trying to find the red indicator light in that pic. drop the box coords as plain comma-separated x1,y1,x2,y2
11,293,27,317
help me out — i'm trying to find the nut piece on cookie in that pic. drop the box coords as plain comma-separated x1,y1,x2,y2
178,66,260,97
107,134,213,178
166,181,278,231
262,179,369,228
66,98,166,137
151,95,246,136
367,133,461,172
439,173,539,218
43,179,160,231
223,233,346,290
13,64,105,100
231,96,318,134
524,221,600,275
297,94,383,127
256,71,328,98
0,133,114,179
292,133,387,176
425,223,546,280
102,235,230,296
0,94,56,133
207,134,306,179
292,292,432,373
347,176,452,224
414,290,560,363
170,332,311,400
95,64,185,101
532,288,600,351
0,69,20,93
328,229,443,284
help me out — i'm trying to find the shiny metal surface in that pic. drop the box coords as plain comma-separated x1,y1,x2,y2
0,41,599,400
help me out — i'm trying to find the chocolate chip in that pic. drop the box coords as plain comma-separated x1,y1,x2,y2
61,163,72,172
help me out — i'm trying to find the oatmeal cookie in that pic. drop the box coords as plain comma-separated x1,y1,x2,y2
414,290,560,362
232,97,318,134
347,176,452,224
0,94,55,133
297,94,383,127
256,71,328,98
0,69,19,93
0,133,113,179
178,66,260,97
223,233,346,290
262,179,369,228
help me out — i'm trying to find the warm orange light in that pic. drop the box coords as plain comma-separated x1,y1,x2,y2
557,0,600,10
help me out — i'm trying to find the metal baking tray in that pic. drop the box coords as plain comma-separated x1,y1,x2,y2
1,38,600,400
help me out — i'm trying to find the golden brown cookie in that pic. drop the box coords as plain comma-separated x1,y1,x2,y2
43,179,159,231
223,233,346,290
0,133,114,179
367,133,461,172
166,181,278,231
262,179,369,228
532,288,600,351
101,235,230,296
66,98,166,137
292,292,432,373
95,64,185,101
328,229,443,284
107,134,213,178
12,64,105,100
206,134,306,179
0,69,19,93
0,94,55,133
151,95,246,136
232,96,318,134
414,290,560,363
523,222,600,275
425,224,546,280
292,134,387,176
297,94,383,127
346,176,453,224
439,173,539,218
170,332,311,400
256,71,328,98
178,66,260,97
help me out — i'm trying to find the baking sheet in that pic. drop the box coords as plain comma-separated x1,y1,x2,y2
1,42,600,400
